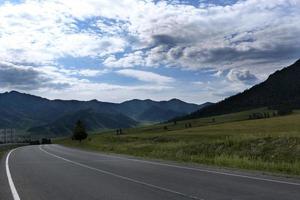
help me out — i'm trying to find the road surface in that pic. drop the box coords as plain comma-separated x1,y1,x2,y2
1,144,299,200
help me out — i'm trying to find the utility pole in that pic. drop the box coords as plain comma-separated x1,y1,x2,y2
4,128,6,144
13,128,16,143
11,128,13,143
0,129,3,143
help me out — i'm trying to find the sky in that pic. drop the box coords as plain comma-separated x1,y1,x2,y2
0,0,299,103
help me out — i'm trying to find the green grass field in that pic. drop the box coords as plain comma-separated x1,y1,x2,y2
57,108,300,176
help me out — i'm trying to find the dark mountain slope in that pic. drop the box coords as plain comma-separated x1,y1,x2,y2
0,91,55,128
0,91,120,129
137,105,184,122
0,91,202,136
185,59,300,119
118,98,201,121
28,109,138,137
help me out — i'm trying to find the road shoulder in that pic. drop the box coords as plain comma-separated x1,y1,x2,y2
54,144,300,185
0,151,13,200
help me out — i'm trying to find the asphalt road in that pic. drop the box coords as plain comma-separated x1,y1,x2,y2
1,145,300,200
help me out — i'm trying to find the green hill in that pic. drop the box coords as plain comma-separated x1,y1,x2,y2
57,108,300,175
0,91,203,136
182,59,300,119
28,109,138,137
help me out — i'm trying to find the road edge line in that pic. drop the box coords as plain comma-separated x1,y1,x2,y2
6,148,21,200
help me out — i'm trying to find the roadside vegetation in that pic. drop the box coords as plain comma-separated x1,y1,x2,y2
0,144,23,159
72,120,88,142
56,108,300,176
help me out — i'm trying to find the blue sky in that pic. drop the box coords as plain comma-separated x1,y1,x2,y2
0,0,299,103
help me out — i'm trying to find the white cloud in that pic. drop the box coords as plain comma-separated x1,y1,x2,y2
51,67,109,77
76,69,108,77
116,69,175,84
1,0,299,72
104,51,145,68
0,61,175,102
102,0,300,74
0,0,127,65
193,81,204,85
0,61,70,90
227,68,258,84
0,0,299,103
31,79,174,103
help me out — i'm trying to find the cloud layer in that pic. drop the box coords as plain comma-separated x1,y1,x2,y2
0,0,299,103
116,69,174,84
0,62,69,90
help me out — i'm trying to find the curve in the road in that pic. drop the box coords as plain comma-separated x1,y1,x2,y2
6,148,21,200
4,144,300,200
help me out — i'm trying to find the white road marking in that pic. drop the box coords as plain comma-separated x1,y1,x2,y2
6,149,21,200
39,145,203,200
53,144,300,187
110,156,300,186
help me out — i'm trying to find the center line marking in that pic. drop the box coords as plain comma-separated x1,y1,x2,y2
39,145,203,200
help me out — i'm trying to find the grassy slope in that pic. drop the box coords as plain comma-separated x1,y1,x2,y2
56,108,300,176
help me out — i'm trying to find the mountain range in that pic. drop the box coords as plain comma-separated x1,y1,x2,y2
4,58,299,137
0,91,205,136
182,59,300,119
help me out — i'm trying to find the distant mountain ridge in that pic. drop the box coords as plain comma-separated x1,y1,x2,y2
0,91,204,136
28,109,138,137
182,59,300,119
118,98,202,122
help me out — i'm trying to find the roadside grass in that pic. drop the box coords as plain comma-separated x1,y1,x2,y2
56,108,300,176
0,144,23,159
92,107,275,135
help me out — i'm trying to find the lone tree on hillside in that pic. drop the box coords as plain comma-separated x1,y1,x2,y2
116,129,123,135
72,120,88,142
